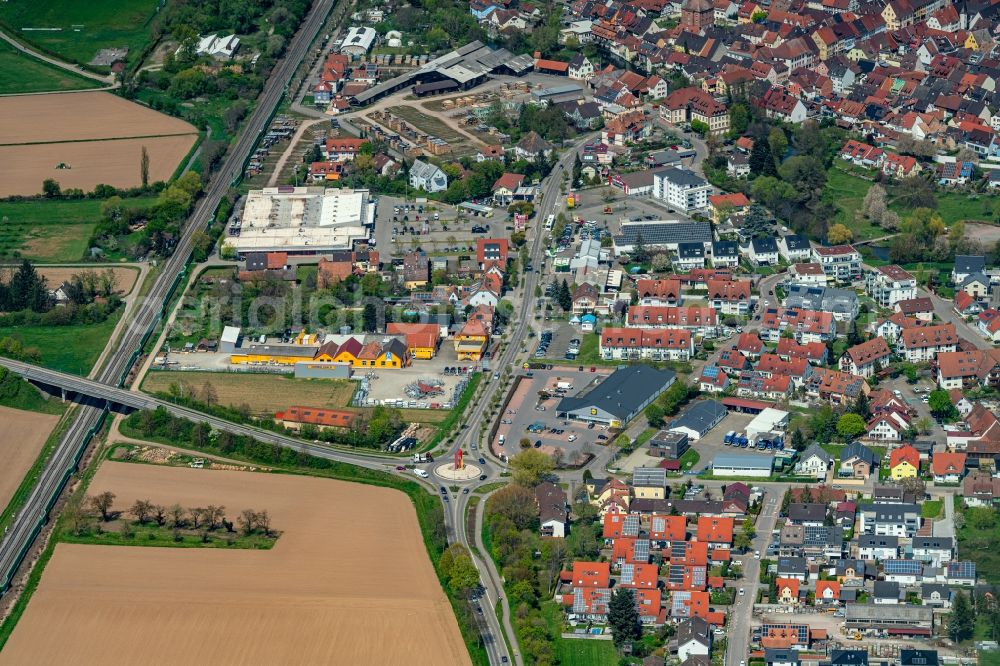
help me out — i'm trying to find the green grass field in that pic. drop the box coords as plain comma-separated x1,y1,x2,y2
955,497,1000,583
0,312,120,376
826,167,1000,240
823,168,884,240
0,197,157,263
921,499,943,519
0,39,96,94
0,0,159,69
0,370,65,414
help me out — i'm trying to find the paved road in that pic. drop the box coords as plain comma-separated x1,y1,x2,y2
726,487,784,666
442,137,594,666
0,0,336,596
0,28,115,86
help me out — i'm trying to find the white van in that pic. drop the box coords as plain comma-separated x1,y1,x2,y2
414,469,429,478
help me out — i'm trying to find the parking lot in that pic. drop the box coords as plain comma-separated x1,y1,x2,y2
493,367,615,464
617,409,774,474
374,195,512,260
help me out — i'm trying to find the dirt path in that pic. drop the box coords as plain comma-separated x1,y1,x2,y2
267,118,327,187
0,28,114,86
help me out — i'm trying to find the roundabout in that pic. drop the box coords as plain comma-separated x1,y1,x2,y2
434,449,481,480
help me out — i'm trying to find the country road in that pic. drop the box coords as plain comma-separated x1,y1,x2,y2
0,27,115,86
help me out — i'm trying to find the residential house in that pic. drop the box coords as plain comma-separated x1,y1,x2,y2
676,617,713,661
409,159,448,192
839,338,892,378
866,265,918,308
599,327,695,361
889,445,920,480
798,443,834,479
812,245,862,284
858,535,899,560
931,451,966,484
899,324,959,362
778,235,812,263
839,442,879,479
858,503,921,537
536,482,568,537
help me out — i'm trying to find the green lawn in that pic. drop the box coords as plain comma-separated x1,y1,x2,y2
540,601,619,666
0,370,65,414
680,447,701,470
0,0,160,69
825,166,1000,238
0,197,157,263
0,39,96,94
823,168,884,241
921,499,943,519
955,498,1000,583
980,649,1000,666
0,311,121,376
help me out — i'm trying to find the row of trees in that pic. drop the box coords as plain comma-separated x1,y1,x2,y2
76,491,274,538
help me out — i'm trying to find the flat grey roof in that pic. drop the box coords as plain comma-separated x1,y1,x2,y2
557,366,676,419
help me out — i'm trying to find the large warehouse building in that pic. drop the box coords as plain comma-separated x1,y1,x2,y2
226,187,374,258
351,40,533,106
556,366,675,428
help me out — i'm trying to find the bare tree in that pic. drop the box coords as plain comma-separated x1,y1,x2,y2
238,509,256,535
89,491,116,522
169,503,185,528
206,505,226,530
119,521,134,539
256,510,272,537
189,507,205,529
65,497,90,536
201,381,218,407
153,504,167,527
130,499,155,525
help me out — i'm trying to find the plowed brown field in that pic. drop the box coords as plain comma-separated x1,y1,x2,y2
0,91,197,196
0,92,195,145
0,407,59,511
0,462,470,666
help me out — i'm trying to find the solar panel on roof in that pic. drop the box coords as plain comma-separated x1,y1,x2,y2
948,561,976,578
623,515,640,537
884,559,922,574
621,563,635,585
634,539,650,562
703,365,720,379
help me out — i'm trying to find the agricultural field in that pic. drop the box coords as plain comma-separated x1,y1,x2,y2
0,91,197,196
141,370,451,424
0,462,470,664
142,371,358,416
0,40,96,94
0,312,121,376
0,197,157,263
0,0,159,69
0,406,60,513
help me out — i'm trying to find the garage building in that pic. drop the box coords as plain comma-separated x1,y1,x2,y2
746,408,790,440
667,400,727,441
711,452,774,478
556,366,675,428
